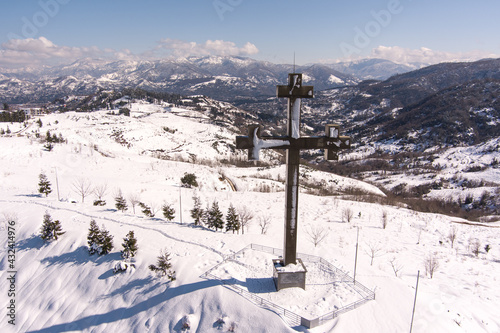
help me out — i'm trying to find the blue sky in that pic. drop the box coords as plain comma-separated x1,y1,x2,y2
0,0,499,68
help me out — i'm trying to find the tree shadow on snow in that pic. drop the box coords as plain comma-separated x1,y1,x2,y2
17,234,44,251
15,193,42,198
26,279,221,333
41,247,120,267
100,276,155,298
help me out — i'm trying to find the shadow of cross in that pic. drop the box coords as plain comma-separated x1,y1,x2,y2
236,73,350,266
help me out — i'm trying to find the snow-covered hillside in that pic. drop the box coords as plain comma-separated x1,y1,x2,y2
1,105,499,332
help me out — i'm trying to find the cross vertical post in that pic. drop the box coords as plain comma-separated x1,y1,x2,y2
236,72,350,282
277,73,313,265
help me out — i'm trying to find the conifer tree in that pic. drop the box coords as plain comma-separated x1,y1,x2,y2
149,249,176,281
190,195,204,226
38,173,52,197
139,202,155,217
162,203,175,221
121,230,138,259
207,201,224,231
87,219,102,255
40,212,65,241
225,204,240,234
115,190,128,212
99,226,114,255
51,219,65,240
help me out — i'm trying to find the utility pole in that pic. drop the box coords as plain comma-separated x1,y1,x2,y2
179,187,183,224
54,167,60,201
409,270,420,333
354,226,359,283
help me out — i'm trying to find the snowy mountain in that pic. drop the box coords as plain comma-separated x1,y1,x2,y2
0,56,358,104
1,101,500,332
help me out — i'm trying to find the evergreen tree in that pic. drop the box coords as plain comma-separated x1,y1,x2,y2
139,202,154,217
149,249,176,281
38,173,52,197
207,201,224,232
190,195,204,226
225,204,240,234
162,203,175,221
40,212,54,241
40,212,65,241
99,226,114,255
121,230,138,259
51,219,65,240
115,190,128,212
87,219,102,255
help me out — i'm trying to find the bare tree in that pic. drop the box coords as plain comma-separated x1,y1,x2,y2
93,183,108,202
128,193,141,214
258,216,271,235
388,256,403,277
381,210,388,229
238,206,254,234
72,178,93,203
365,242,383,266
470,238,481,257
424,253,439,278
306,225,329,247
342,207,353,223
447,225,458,248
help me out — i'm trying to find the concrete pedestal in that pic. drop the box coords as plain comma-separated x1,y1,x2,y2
272,259,307,291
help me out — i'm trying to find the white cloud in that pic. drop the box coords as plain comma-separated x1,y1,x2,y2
155,38,259,58
0,37,136,68
0,37,259,69
368,46,499,65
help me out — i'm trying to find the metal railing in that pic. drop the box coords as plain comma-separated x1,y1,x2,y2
201,244,375,329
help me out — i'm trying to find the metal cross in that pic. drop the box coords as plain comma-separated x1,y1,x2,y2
236,73,350,265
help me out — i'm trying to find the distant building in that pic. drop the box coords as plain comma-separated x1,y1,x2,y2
21,108,44,117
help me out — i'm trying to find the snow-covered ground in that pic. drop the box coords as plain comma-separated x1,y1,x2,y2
1,105,499,332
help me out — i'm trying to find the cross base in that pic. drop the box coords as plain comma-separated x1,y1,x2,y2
272,258,307,291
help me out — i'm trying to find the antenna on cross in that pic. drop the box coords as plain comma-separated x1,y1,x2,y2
293,52,296,72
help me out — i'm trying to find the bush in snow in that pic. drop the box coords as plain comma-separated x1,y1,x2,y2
180,172,198,188
181,315,192,330
149,249,176,281
113,261,135,274
38,173,52,197
121,230,138,259
162,203,175,221
39,212,65,241
87,220,114,255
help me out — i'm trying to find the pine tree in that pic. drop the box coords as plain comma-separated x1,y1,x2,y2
190,195,204,226
162,203,175,221
139,202,154,217
40,212,65,241
149,249,176,281
99,226,114,255
115,190,128,212
38,173,52,197
225,204,240,234
52,219,65,240
87,219,101,255
40,212,54,241
207,201,224,232
121,230,138,259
